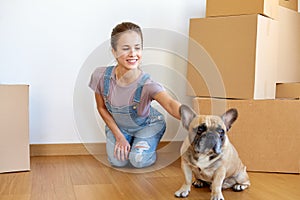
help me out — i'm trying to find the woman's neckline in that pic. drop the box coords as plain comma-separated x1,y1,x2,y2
114,66,143,87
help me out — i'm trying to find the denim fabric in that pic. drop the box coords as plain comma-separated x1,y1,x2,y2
102,66,166,168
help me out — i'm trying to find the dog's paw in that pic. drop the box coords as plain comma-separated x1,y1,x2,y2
211,193,225,200
174,190,190,198
192,179,210,188
232,184,249,192
174,186,190,198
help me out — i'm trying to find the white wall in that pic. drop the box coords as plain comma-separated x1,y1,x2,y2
0,0,206,144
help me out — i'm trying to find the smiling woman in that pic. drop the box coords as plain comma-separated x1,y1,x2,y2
88,22,182,169
112,30,143,85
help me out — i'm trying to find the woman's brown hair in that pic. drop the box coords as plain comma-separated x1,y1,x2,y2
111,22,143,50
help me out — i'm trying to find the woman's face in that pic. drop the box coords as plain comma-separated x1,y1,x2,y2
112,31,142,70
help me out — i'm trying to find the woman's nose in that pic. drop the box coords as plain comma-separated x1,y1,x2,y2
129,48,137,56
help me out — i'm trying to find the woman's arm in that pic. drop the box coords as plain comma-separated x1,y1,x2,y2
94,93,130,161
153,91,181,120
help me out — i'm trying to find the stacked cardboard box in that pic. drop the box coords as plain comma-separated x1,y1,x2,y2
279,0,299,12
206,0,279,19
276,82,300,99
187,14,278,99
187,1,300,173
193,98,300,174
277,6,300,83
0,85,30,173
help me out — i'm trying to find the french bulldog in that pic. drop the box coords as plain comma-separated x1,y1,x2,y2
175,105,250,200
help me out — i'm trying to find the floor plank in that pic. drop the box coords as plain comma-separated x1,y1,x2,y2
74,184,124,200
0,155,299,200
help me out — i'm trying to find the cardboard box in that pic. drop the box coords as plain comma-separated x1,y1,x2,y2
276,82,300,99
277,6,300,83
193,97,300,173
279,0,299,12
206,0,279,19
0,85,30,173
187,15,278,99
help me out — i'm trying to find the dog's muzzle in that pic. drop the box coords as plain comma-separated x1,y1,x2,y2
194,132,222,154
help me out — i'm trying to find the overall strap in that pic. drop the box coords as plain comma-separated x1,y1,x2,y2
133,73,150,103
103,66,114,97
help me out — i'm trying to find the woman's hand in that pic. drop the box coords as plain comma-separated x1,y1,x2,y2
114,136,131,161
94,93,131,161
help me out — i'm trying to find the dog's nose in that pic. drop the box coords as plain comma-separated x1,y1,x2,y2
205,132,222,154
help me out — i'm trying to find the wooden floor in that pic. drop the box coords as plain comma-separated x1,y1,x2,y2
0,155,299,200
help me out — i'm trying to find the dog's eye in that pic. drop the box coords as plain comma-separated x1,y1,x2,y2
217,128,225,141
217,129,225,134
197,124,207,134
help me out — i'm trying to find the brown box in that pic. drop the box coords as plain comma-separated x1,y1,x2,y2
279,0,299,12
277,6,300,83
187,15,278,99
276,82,300,99
206,0,279,19
193,97,300,173
0,85,30,173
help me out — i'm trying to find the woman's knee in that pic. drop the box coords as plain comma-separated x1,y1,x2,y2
107,156,129,168
107,152,156,169
128,141,157,168
129,151,156,168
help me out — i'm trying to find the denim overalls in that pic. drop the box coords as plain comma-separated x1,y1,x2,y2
103,66,166,168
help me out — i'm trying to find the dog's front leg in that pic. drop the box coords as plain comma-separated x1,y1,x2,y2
211,167,226,200
174,160,193,198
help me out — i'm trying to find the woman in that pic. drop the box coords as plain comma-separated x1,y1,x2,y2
89,22,181,168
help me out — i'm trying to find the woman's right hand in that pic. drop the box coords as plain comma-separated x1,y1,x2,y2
114,136,131,161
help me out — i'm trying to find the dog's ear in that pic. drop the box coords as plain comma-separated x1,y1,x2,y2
221,108,238,131
180,104,197,130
